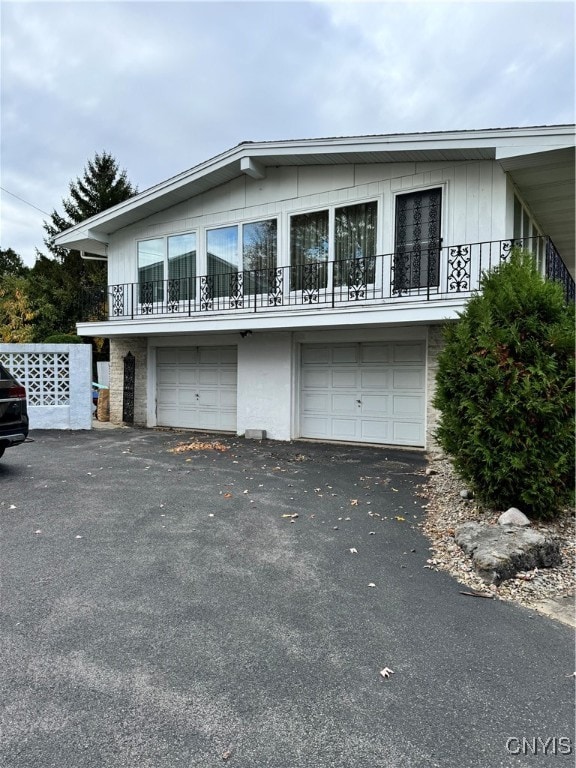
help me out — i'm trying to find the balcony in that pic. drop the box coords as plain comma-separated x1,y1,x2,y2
80,237,574,324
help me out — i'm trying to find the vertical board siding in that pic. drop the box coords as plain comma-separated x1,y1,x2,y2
108,160,505,285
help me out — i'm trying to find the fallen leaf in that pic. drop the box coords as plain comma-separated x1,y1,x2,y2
349,547,358,554
350,499,359,506
224,493,232,499
395,515,405,522
380,667,394,679
368,582,376,587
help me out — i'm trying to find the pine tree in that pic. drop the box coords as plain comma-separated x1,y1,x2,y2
31,152,137,338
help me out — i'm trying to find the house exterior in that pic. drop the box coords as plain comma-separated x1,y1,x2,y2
55,126,575,450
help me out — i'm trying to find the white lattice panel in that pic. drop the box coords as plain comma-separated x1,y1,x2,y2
0,352,70,406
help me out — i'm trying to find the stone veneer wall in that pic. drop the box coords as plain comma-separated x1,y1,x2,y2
109,337,148,425
426,324,446,454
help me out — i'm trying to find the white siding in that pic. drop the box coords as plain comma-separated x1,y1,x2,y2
107,160,510,286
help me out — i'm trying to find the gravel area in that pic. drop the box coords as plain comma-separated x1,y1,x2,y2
419,455,575,618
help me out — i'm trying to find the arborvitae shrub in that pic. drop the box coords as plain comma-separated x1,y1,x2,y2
433,249,575,520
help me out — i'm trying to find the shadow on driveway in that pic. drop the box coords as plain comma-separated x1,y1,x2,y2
1,429,574,767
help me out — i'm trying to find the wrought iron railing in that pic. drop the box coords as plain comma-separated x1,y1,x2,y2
80,236,574,322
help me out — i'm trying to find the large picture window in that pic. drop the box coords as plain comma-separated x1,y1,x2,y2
290,210,329,291
138,233,197,304
207,220,278,298
334,202,377,286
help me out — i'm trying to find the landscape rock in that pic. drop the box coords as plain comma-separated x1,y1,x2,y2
454,522,562,584
498,508,530,527
460,489,474,500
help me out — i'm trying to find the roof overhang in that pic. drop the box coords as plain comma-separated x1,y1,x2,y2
54,125,575,270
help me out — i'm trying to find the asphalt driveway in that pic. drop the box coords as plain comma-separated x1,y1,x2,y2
0,429,574,768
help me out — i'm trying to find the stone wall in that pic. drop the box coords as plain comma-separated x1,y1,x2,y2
426,325,446,454
109,337,148,425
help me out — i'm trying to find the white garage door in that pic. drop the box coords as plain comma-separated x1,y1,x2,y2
156,347,237,431
300,342,425,447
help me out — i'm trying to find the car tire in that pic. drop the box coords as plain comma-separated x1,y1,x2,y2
0,446,5,459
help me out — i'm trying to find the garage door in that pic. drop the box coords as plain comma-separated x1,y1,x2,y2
156,347,237,431
300,342,425,446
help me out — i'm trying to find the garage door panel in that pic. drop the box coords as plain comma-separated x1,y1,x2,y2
332,394,358,413
360,369,390,388
179,349,199,365
157,368,177,385
302,347,329,365
360,420,390,441
331,370,357,388
198,369,219,385
220,369,237,386
393,421,424,444
393,369,425,389
302,393,330,412
302,369,329,388
178,369,198,385
393,395,424,417
331,346,358,364
361,345,390,363
301,415,330,436
332,419,359,439
393,343,425,363
361,394,390,414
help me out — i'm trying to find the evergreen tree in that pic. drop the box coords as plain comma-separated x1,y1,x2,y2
0,247,29,277
433,249,575,519
31,152,137,337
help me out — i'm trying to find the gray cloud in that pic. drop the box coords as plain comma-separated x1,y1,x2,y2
1,0,573,265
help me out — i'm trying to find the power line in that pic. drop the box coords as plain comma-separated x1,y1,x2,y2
0,186,51,216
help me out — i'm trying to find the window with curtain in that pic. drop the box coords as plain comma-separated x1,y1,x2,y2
138,238,164,302
334,202,377,286
290,210,329,290
207,226,239,298
168,233,197,300
242,219,277,294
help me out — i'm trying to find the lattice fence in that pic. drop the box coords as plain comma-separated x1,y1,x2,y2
0,351,70,406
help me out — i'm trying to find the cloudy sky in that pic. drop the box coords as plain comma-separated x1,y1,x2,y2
1,0,574,266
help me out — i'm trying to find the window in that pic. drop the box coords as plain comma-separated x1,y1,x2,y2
513,194,544,269
138,238,164,303
169,233,197,300
242,219,277,294
207,220,277,298
138,233,197,304
393,189,442,292
290,210,329,290
334,202,377,286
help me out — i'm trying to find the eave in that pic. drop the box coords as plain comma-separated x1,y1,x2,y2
54,125,575,269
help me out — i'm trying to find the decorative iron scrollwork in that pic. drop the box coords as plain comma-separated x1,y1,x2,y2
447,245,470,292
112,285,125,317
140,282,154,314
302,263,320,304
122,351,135,424
347,257,372,301
229,272,244,309
167,279,180,312
200,276,213,311
267,268,284,306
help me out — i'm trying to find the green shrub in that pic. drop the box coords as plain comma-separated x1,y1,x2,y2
44,333,84,344
433,249,575,519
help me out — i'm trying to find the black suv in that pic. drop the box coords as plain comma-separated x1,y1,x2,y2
0,362,29,459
